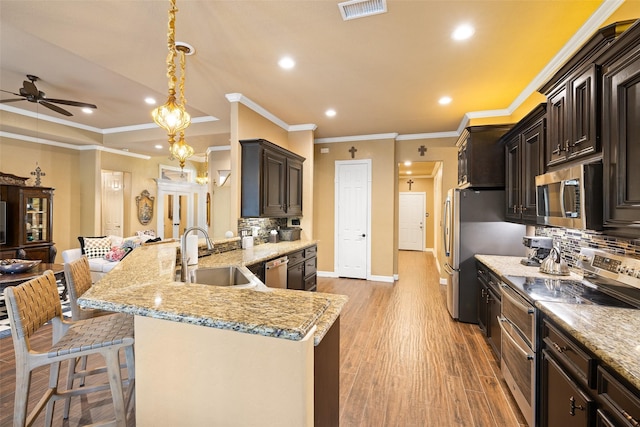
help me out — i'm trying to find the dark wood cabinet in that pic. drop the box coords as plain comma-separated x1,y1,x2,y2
240,139,305,218
541,349,595,427
503,104,546,223
539,21,634,169
539,315,640,427
545,64,600,167
476,261,501,359
597,366,640,427
286,245,317,292
456,125,512,189
246,262,264,282
0,184,56,263
601,22,640,238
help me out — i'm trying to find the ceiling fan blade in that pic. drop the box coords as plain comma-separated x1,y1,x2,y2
44,98,97,109
39,100,73,116
0,98,26,103
22,80,39,97
1,89,22,96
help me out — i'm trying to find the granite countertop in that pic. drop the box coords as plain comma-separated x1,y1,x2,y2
476,253,640,391
475,254,581,280
197,240,317,268
79,241,347,345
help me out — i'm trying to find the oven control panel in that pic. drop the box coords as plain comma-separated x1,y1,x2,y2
579,248,640,289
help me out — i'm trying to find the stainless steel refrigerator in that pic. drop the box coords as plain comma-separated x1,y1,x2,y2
443,188,525,323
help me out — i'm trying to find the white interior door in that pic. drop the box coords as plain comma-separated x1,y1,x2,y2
399,192,425,251
101,171,124,237
335,160,370,279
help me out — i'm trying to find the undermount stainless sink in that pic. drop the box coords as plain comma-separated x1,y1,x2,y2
190,266,256,289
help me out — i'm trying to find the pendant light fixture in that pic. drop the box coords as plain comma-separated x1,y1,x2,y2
152,0,191,146
169,45,194,173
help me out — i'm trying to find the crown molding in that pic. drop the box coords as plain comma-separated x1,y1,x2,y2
0,131,150,159
315,133,399,144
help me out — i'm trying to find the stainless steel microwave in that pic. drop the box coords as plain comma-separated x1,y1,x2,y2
535,162,603,230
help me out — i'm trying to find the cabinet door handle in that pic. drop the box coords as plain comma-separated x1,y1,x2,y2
552,342,567,353
568,396,585,416
622,409,639,426
481,288,486,298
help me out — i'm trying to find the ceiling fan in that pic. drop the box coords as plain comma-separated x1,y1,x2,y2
0,74,97,117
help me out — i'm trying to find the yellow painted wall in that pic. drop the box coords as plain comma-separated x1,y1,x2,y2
0,137,81,262
0,135,202,261
314,138,396,278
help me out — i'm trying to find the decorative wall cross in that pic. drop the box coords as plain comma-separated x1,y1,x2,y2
418,145,427,156
407,179,414,190
349,146,357,159
31,164,46,186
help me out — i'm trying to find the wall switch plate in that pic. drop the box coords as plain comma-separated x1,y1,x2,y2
320,148,329,154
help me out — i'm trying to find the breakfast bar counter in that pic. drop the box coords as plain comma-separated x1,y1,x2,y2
78,242,347,426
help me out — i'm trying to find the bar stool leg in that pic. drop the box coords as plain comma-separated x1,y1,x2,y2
104,350,127,426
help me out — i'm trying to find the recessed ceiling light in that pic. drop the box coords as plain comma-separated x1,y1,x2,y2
81,108,93,114
278,56,295,70
325,109,337,117
439,96,452,105
406,171,412,175
155,144,163,149
145,97,157,105
404,161,412,166
452,24,474,41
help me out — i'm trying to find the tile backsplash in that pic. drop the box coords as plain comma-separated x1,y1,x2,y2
536,227,640,271
237,218,287,245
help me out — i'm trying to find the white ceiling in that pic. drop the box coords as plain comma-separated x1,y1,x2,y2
1,0,639,157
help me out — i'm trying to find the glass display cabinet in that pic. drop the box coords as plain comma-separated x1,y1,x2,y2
0,184,55,263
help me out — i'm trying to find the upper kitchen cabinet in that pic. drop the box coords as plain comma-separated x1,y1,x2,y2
600,21,640,238
240,139,305,218
457,125,512,189
539,20,634,169
503,104,546,224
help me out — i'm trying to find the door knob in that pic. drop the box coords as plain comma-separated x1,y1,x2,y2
361,234,366,237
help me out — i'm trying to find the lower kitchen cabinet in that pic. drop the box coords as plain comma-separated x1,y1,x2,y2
287,245,317,292
476,261,501,359
539,315,640,427
597,366,640,427
541,349,595,426
246,262,264,282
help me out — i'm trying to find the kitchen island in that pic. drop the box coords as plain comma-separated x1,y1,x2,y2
79,242,347,426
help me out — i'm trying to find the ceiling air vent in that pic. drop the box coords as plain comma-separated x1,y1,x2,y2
338,0,387,21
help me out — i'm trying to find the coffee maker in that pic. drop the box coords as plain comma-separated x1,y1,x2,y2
520,236,553,266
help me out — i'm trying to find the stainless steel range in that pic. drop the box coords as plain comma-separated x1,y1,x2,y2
498,248,640,427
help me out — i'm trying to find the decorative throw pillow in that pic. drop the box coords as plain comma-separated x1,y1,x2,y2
78,236,111,259
104,246,129,262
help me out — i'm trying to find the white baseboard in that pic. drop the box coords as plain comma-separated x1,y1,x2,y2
367,274,395,283
317,271,395,283
424,247,434,254
317,271,339,278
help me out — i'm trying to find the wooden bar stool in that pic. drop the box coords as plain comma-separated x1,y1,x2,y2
5,270,135,427
63,256,135,417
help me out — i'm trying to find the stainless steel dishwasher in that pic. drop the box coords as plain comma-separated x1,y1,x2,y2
264,256,288,288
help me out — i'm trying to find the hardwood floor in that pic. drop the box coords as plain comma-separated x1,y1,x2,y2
319,251,527,427
0,250,525,426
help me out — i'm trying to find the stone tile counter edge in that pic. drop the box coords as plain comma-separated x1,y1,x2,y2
79,242,346,344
